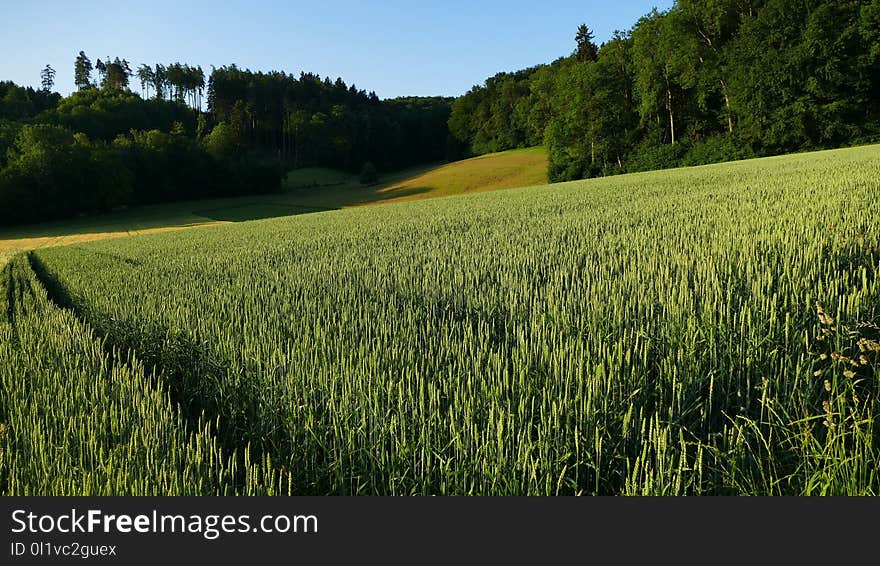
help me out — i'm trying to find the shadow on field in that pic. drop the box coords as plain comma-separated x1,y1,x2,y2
195,184,435,222
360,185,436,204
193,202,336,222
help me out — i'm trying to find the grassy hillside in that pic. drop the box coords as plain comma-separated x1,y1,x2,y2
0,147,548,255
370,146,548,201
6,144,879,495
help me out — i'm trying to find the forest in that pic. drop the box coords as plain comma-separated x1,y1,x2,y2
2,0,879,224
449,0,880,180
0,55,451,225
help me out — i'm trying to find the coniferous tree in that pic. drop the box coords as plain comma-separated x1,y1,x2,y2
152,64,166,100
40,64,56,92
74,51,93,90
137,64,154,99
575,23,599,62
95,59,107,84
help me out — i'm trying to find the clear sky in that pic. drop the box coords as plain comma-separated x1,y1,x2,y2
1,0,674,99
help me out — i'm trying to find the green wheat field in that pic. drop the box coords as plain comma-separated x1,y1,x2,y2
2,144,878,495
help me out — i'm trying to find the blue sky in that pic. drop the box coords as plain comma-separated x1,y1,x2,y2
1,0,674,99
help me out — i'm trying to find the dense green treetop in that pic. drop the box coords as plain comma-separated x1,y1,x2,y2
0,53,451,226
450,0,880,181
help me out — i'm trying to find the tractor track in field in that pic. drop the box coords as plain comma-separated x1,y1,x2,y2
23,251,286,493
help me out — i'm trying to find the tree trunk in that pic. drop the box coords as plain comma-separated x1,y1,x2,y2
656,114,662,144
721,79,733,133
662,67,676,145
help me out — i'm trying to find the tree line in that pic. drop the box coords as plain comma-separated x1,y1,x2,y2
0,54,452,225
205,65,451,171
4,0,877,226
449,0,880,180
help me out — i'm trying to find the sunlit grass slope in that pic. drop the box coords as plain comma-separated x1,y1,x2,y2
371,146,549,201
